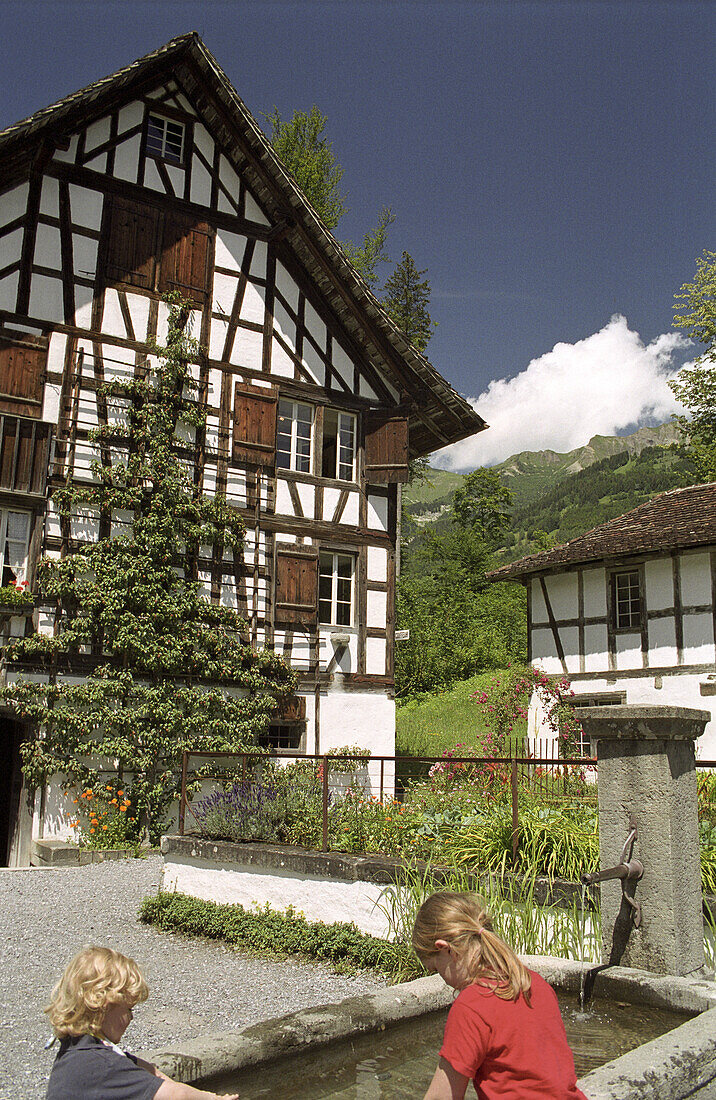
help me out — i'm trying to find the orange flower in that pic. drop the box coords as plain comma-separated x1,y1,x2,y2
119,806,127,813
106,785,112,791
117,790,124,796
110,799,117,805
102,825,108,831
89,828,95,834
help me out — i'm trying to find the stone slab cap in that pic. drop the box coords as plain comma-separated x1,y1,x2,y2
578,1004,716,1100
575,705,710,741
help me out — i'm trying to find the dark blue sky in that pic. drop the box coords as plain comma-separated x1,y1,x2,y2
1,1,713,464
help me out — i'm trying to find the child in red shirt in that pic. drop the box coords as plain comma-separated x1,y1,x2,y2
412,891,588,1100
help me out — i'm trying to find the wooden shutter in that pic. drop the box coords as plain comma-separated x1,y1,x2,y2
104,197,158,289
364,412,409,484
274,547,318,625
158,213,212,303
0,416,52,493
0,338,46,418
233,383,278,466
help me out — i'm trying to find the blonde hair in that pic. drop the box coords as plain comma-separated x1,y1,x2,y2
412,891,532,1003
45,946,149,1038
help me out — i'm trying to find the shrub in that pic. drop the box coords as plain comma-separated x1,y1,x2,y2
139,892,404,976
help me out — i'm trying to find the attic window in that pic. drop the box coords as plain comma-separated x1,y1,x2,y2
145,114,185,164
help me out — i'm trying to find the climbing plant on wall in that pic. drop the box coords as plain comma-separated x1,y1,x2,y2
1,297,295,842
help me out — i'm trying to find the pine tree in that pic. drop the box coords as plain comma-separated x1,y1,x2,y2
382,251,434,352
2,298,295,842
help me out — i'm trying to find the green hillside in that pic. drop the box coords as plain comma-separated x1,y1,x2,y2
403,422,692,556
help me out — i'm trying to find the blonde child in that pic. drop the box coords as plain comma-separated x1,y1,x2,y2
45,946,239,1100
412,892,588,1100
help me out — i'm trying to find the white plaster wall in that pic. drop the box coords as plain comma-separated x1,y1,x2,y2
367,546,388,583
0,181,29,225
319,689,395,760
681,552,712,606
366,495,388,532
559,626,580,673
648,617,677,667
683,612,714,664
645,558,674,612
615,634,642,670
365,636,387,676
584,624,608,672
245,191,269,227
530,578,547,623
162,856,391,937
366,590,387,628
275,262,299,313
582,568,607,618
69,185,104,230
544,573,578,621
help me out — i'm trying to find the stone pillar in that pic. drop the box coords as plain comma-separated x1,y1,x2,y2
576,705,709,977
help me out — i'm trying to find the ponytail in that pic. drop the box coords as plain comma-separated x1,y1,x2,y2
412,891,532,1003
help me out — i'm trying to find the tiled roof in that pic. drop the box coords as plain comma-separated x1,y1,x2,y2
0,34,485,457
487,482,716,581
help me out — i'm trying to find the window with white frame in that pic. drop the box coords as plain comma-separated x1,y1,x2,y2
145,114,186,164
276,399,313,473
318,551,355,626
322,408,356,481
613,569,641,630
0,510,31,588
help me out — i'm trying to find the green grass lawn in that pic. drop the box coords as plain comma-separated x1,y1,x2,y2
396,671,511,758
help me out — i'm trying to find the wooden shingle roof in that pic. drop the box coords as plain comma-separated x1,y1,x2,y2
488,482,716,581
0,33,486,457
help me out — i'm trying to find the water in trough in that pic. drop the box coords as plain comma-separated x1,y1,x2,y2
207,991,691,1098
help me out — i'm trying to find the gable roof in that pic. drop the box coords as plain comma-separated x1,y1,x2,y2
0,33,486,458
487,482,716,582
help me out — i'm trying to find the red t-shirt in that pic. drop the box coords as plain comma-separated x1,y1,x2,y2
440,971,588,1099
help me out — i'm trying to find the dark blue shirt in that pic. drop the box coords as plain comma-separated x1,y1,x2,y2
46,1034,163,1100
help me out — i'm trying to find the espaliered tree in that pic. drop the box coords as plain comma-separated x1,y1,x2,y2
2,298,295,842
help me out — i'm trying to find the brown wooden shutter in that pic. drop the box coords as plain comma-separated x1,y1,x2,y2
232,383,277,466
0,416,52,493
158,213,212,303
0,338,46,418
364,412,409,484
274,547,318,625
104,197,159,289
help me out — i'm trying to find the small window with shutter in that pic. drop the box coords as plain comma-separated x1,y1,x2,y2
0,338,46,418
232,383,277,466
364,411,409,484
274,547,318,625
319,550,356,626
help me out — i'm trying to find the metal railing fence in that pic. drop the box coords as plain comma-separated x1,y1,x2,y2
178,744,599,860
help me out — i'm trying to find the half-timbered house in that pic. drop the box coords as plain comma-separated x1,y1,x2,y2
0,34,485,864
488,483,716,756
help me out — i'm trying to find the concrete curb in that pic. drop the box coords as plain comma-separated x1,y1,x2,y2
142,975,453,1084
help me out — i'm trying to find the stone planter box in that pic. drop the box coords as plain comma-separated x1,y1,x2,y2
161,835,598,938
31,839,137,866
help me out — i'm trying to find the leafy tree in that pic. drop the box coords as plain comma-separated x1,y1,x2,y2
267,105,393,287
2,298,295,841
267,106,346,230
669,250,716,481
382,251,435,352
453,468,513,542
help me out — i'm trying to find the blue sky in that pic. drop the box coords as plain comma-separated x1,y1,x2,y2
1,1,713,468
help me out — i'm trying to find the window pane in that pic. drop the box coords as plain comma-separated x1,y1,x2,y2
318,599,331,623
336,602,351,626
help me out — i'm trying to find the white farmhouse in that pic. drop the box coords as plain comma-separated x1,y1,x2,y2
488,483,716,756
0,34,484,864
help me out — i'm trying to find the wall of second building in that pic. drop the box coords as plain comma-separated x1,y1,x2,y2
527,547,716,758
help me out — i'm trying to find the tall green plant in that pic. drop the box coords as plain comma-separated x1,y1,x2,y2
2,297,295,841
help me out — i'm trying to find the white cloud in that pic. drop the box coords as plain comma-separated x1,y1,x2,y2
434,315,691,471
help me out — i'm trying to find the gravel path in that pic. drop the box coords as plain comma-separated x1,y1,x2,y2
0,856,385,1099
